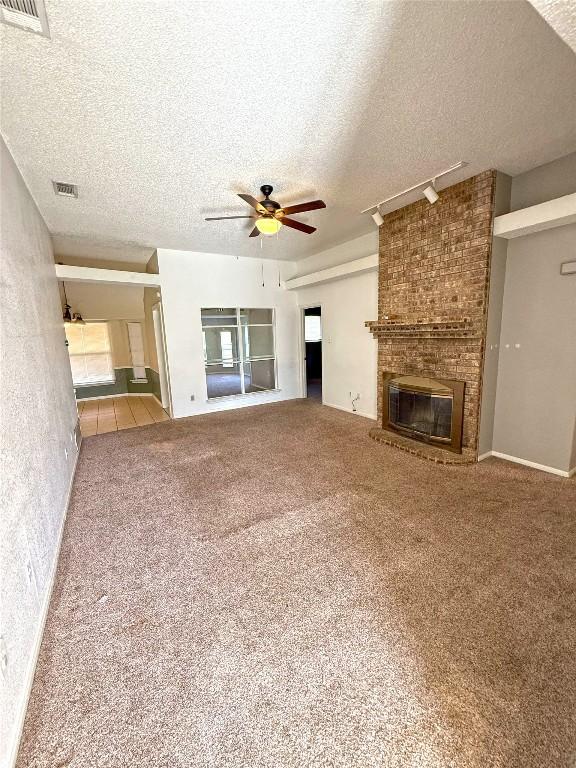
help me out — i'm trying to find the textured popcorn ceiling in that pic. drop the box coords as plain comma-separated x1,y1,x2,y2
529,0,576,53
51,235,154,266
2,0,576,263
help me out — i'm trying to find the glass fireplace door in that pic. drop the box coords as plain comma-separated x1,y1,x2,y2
388,378,453,443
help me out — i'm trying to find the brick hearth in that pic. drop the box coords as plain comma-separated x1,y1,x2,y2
367,170,497,463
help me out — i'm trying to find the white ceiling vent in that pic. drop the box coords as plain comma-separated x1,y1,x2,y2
52,181,78,199
0,0,50,37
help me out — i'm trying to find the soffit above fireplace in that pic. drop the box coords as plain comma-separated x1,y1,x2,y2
365,319,478,339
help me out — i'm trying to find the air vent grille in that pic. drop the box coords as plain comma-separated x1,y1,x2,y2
52,181,78,199
0,0,49,37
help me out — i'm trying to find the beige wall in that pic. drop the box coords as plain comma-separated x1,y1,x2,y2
509,151,576,210
0,139,78,766
492,223,576,472
478,173,512,456
490,154,576,473
61,282,145,322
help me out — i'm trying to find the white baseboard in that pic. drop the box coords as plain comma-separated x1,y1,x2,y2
478,450,573,478
8,438,81,768
323,401,377,421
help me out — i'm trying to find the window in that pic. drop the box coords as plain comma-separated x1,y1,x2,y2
201,308,276,399
66,322,115,386
305,315,322,342
127,321,146,381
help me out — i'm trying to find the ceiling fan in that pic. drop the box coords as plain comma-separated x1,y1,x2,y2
205,185,326,237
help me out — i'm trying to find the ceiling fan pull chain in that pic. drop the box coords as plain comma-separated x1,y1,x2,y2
261,261,265,287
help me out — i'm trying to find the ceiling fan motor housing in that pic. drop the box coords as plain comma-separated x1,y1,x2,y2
259,185,280,213
205,185,325,236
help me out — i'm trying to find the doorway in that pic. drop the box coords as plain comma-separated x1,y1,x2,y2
60,274,173,434
303,306,322,401
152,302,172,412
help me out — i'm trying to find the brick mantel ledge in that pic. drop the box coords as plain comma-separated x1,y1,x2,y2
365,319,478,340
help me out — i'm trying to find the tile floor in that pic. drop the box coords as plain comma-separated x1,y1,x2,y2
78,395,169,436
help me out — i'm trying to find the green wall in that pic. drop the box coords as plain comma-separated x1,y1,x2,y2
75,367,159,400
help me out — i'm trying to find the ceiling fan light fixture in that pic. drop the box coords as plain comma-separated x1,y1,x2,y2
255,217,282,236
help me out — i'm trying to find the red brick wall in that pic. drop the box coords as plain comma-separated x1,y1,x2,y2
376,171,496,459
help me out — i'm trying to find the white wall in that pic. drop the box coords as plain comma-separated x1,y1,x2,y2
157,250,301,417
0,138,79,766
297,273,378,419
293,231,378,276
294,233,379,419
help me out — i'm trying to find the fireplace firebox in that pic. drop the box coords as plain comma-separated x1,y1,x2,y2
382,373,465,453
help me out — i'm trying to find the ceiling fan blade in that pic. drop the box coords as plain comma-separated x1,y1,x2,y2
281,217,316,234
249,226,260,237
281,199,326,216
205,215,255,220
238,193,267,214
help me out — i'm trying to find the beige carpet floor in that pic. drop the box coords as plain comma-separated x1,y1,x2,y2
17,400,576,768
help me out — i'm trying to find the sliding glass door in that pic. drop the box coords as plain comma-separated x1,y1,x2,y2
201,308,276,399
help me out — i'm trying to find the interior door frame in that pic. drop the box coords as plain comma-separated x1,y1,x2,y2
299,303,324,402
152,300,173,416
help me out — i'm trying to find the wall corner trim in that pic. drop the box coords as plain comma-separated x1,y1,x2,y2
8,441,82,768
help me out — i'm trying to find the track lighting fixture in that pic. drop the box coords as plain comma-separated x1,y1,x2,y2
361,161,467,216
423,183,439,205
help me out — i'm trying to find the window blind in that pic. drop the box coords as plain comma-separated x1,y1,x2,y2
66,322,115,385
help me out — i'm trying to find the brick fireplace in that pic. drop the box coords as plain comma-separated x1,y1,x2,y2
366,170,497,463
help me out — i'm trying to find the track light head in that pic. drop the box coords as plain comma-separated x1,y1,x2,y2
371,208,384,226
423,184,439,204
